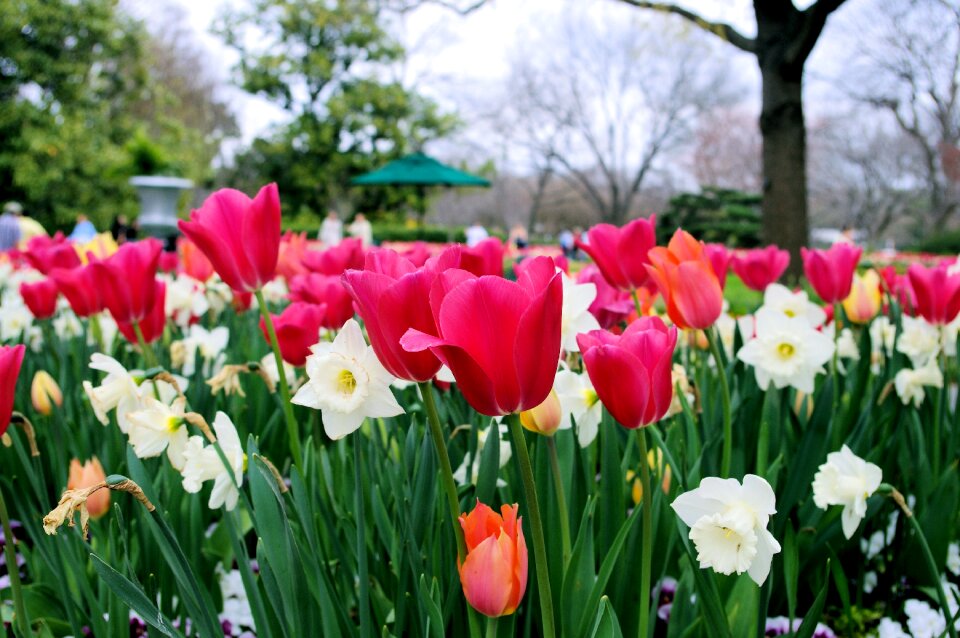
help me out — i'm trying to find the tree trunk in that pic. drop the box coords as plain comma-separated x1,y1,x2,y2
758,53,808,280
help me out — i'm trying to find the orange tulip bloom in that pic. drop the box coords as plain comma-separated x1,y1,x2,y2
645,229,724,330
458,501,528,617
68,458,110,519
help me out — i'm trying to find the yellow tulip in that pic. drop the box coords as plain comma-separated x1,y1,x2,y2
31,371,63,416
842,270,882,324
519,390,562,436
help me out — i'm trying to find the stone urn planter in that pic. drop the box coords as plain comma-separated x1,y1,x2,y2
129,176,194,241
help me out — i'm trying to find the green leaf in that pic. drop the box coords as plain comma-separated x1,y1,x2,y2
794,561,831,638
418,574,445,638
562,498,597,635
475,420,500,505
588,597,624,638
783,523,798,623
90,553,180,638
725,574,759,638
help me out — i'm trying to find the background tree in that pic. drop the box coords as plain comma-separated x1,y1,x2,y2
215,0,458,222
616,0,849,278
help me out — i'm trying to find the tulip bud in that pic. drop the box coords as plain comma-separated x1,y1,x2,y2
31,371,63,416
458,501,528,617
842,270,882,324
68,458,110,519
519,390,562,436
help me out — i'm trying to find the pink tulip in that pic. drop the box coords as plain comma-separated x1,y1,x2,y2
259,302,326,366
288,273,355,329
461,237,505,278
20,279,59,319
800,244,862,303
178,183,281,292
117,280,167,344
907,262,960,325
90,239,163,325
23,233,81,274
731,246,790,292
301,237,365,275
704,243,732,289
577,217,657,291
49,264,104,317
576,265,634,329
577,316,677,429
0,345,25,436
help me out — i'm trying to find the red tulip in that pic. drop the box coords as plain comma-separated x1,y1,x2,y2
800,244,862,304
90,239,163,325
461,237,505,278
23,233,81,274
288,273,355,329
576,316,677,428
259,302,326,366
20,279,59,319
302,237,365,275
49,264,104,317
646,229,724,329
0,345,26,436
401,255,562,416
117,280,167,344
576,265,635,329
178,183,281,292
159,251,179,273
342,248,459,382
907,262,960,325
232,290,253,312
731,245,790,292
577,217,657,291
277,231,309,281
179,237,215,282
703,243,732,289
458,501,528,617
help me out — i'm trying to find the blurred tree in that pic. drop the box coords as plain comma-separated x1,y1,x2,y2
658,188,763,247
215,0,459,221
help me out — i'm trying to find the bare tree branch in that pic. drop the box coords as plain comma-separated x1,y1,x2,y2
787,0,848,66
613,0,756,53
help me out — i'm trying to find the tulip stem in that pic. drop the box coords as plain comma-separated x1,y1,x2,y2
545,436,571,567
631,288,644,317
132,322,158,369
831,302,841,420
89,313,105,352
637,428,654,638
506,413,556,638
885,485,958,638
417,383,483,638
0,485,31,638
486,616,498,638
353,437,373,638
256,290,303,472
707,328,733,478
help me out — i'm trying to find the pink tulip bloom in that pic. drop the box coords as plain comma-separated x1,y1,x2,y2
800,244,862,304
731,246,790,292
907,262,960,325
577,217,657,291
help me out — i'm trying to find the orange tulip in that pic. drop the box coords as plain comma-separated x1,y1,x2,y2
458,501,528,617
842,270,882,324
645,229,723,329
68,458,110,519
520,390,562,436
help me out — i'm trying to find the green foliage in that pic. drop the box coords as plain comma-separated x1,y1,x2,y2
658,187,763,247
912,227,960,254
215,0,460,219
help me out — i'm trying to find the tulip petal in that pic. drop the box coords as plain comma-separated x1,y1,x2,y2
459,535,514,617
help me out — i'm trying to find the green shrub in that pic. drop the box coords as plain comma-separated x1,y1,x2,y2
912,228,960,255
658,187,762,247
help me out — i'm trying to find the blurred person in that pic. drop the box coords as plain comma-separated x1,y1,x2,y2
465,220,489,247
348,212,374,247
559,228,575,259
509,223,529,250
68,214,97,243
9,202,47,247
320,210,343,246
0,203,21,251
110,214,137,243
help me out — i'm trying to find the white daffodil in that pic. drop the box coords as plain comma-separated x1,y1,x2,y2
126,397,189,470
257,278,289,306
0,302,33,342
292,319,404,440
259,353,297,390
715,311,755,359
897,315,941,368
871,316,897,357
452,422,511,486
204,277,234,317
53,312,83,341
762,283,826,328
671,474,781,586
181,412,245,511
82,354,143,431
97,314,119,352
181,325,229,377
164,274,210,328
559,273,600,353
736,307,835,394
553,368,602,447
812,445,883,539
665,364,695,419
876,617,910,638
894,362,943,407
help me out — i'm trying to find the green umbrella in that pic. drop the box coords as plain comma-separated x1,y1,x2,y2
351,152,490,222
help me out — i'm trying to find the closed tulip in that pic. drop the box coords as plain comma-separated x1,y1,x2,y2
50,264,104,317
288,273,355,329
646,229,724,329
90,238,163,325
731,245,790,292
342,248,459,382
801,244,862,304
23,234,81,274
458,501,528,617
31,371,62,416
577,316,677,428
259,302,326,367
276,231,309,281
68,458,110,519
576,265,634,329
116,280,167,345
704,243,732,289
519,389,562,436
301,237,365,275
461,237,505,278
20,279,59,319
577,217,657,291
401,255,562,416
178,183,281,292
842,270,882,324
907,262,960,325
0,345,25,435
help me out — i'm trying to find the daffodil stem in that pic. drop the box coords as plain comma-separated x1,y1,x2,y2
0,485,31,638
417,382,482,638
637,428,654,638
353,438,373,638
506,413,556,638
132,322,158,369
886,486,958,638
255,290,303,472
707,328,733,478
545,436,571,568
631,288,644,317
